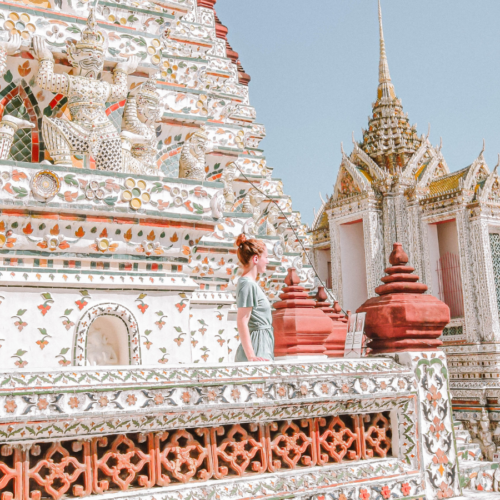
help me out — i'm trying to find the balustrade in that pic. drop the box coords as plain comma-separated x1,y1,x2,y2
0,412,392,500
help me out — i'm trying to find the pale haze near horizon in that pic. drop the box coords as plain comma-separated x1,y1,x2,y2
216,0,500,225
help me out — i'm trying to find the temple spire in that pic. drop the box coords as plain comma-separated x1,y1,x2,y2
359,0,421,170
377,0,396,100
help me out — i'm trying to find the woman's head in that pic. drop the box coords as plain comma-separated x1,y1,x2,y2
235,234,268,273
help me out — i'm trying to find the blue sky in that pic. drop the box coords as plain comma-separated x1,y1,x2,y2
216,0,500,225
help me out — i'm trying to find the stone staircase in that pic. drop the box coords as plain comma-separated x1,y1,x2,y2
455,420,500,494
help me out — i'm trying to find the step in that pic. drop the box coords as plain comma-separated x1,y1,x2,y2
460,460,500,492
456,429,472,443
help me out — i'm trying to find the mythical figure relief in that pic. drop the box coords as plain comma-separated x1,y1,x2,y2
32,9,138,171
469,412,496,461
266,205,280,236
474,165,489,185
87,326,118,366
339,168,360,197
477,410,497,461
242,188,265,221
433,162,447,179
489,178,500,202
178,129,209,180
121,78,161,175
221,162,237,211
0,33,22,77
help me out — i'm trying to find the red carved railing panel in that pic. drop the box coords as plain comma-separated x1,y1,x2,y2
265,419,316,471
91,434,155,494
0,445,22,500
316,415,361,464
210,424,266,478
155,428,212,485
0,412,393,500
360,412,392,459
24,441,91,500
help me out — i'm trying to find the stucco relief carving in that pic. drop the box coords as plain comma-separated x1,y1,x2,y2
73,303,141,367
121,79,161,175
178,129,210,180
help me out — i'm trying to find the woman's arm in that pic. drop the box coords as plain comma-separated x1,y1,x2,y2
236,307,268,362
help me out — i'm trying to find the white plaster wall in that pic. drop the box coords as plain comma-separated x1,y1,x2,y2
0,287,192,370
314,247,331,288
189,303,237,364
427,223,441,299
339,221,368,312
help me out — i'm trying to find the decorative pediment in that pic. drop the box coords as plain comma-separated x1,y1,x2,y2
333,156,372,201
402,139,431,179
311,201,330,233
418,153,450,188
479,173,500,203
463,153,489,191
478,157,500,203
402,138,450,188
351,141,386,181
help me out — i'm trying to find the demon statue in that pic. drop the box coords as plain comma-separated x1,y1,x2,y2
266,205,280,236
221,162,237,211
0,34,36,159
32,9,138,171
121,78,161,175
242,187,265,221
178,128,209,180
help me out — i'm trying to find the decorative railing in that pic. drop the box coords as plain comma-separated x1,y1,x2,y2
0,355,459,500
0,413,391,500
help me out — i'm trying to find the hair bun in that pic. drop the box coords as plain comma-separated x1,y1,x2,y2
235,233,247,247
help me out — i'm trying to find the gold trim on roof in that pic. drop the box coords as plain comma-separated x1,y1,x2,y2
428,167,469,195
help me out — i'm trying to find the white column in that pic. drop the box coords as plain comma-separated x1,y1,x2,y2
469,215,500,341
363,209,385,298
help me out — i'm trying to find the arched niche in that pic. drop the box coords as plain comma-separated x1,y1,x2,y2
72,303,141,367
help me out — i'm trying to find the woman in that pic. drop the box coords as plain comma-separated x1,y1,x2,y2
234,234,274,362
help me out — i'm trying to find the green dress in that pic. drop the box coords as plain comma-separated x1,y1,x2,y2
235,276,275,362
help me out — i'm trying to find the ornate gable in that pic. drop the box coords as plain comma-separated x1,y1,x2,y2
333,156,372,201
463,150,489,191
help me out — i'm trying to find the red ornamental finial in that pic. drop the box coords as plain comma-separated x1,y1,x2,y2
375,242,427,296
273,270,333,357
284,267,301,287
389,242,408,266
315,286,328,303
357,242,449,353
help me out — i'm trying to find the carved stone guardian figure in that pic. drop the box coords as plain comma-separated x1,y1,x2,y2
242,188,265,221
0,34,35,159
178,129,209,180
477,409,497,461
121,78,161,175
221,162,237,211
32,9,138,171
87,326,118,366
266,205,280,236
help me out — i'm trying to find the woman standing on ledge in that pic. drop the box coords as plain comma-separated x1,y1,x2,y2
234,234,274,362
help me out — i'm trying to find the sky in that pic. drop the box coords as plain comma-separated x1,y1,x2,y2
215,0,500,225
